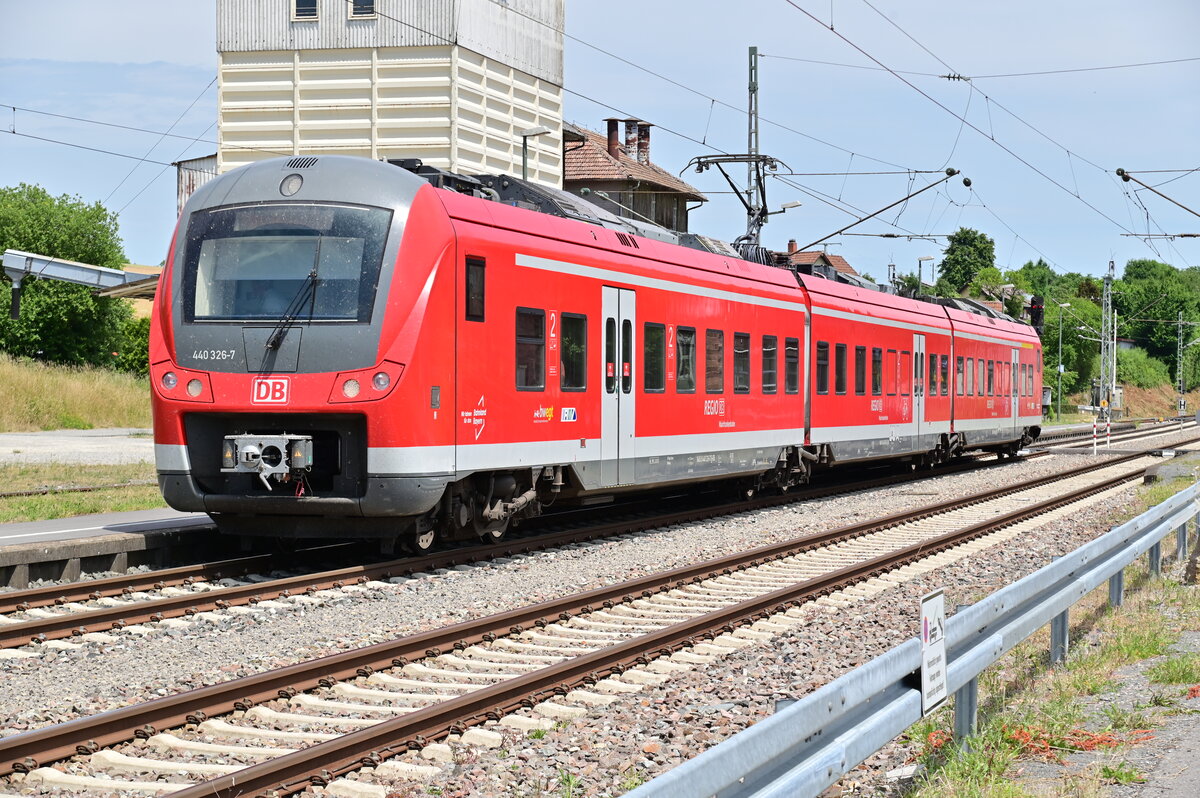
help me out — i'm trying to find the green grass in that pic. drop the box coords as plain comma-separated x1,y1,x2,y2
1099,762,1144,785
1147,653,1200,685
0,354,150,432
0,463,164,523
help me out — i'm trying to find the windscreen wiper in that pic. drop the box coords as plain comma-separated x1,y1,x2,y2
265,264,320,351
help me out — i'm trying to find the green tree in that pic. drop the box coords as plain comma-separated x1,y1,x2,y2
0,184,132,366
938,228,996,292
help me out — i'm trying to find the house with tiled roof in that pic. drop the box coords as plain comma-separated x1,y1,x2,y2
563,119,705,232
782,243,860,277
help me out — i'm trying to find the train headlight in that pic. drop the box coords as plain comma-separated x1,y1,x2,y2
342,378,360,398
162,372,178,390
186,379,203,397
372,371,390,391
280,173,304,197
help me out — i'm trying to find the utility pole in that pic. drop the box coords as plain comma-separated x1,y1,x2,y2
746,46,761,245
1099,260,1114,415
1179,310,1185,414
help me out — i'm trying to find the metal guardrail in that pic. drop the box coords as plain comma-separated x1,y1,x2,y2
627,478,1200,798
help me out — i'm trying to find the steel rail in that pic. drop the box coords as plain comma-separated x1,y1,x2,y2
0,452,1040,648
0,455,1149,779
173,467,1147,797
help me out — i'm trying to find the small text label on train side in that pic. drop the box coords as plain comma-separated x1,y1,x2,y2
192,349,237,361
252,377,289,404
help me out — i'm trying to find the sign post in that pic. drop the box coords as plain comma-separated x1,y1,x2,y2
920,589,947,715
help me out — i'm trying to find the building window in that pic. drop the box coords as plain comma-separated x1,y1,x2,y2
516,308,544,390
785,337,799,394
465,257,485,321
835,343,847,395
762,336,778,394
560,313,586,391
872,347,883,396
644,323,665,392
676,327,696,393
815,341,829,395
733,332,751,393
350,0,376,17
293,0,318,20
705,329,724,393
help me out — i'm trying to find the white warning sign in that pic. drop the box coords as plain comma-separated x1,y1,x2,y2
920,589,947,715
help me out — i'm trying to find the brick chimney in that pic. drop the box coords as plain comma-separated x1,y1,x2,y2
624,119,639,162
605,118,620,158
636,122,652,165
787,239,798,254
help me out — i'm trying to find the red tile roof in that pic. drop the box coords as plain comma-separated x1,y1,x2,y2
787,250,858,276
563,123,705,200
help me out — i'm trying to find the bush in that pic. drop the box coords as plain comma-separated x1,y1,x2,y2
115,316,151,377
1117,347,1171,388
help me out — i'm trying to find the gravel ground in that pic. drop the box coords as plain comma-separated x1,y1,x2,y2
0,428,154,465
0,436,1193,795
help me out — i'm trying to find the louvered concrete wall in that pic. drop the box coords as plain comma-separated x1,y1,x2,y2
216,0,563,185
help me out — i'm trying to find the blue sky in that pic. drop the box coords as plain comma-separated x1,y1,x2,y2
1,0,1197,281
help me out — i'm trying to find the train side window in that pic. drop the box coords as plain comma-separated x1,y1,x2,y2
816,341,830,395
900,350,911,397
733,332,751,393
560,313,587,391
676,327,697,393
976,359,984,396
872,347,883,396
941,355,949,396
605,319,617,394
762,335,778,394
967,357,974,395
643,322,665,393
854,346,866,396
706,329,724,393
886,349,897,396
987,360,995,396
515,307,545,390
465,257,485,321
1027,364,1034,396
835,343,847,395
621,320,633,394
784,337,799,394
928,353,938,396
956,356,964,396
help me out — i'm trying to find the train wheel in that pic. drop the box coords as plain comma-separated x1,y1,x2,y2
474,514,510,543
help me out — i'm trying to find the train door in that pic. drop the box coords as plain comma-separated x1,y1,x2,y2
913,333,926,448
1010,348,1020,435
601,286,636,486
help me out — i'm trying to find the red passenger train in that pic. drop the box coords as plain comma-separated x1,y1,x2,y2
150,155,1042,549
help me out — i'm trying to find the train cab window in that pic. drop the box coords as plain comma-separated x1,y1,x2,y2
785,338,800,394
762,336,778,394
956,356,964,395
855,346,866,396
928,354,938,397
621,320,633,394
987,360,995,396
643,323,666,393
816,342,830,395
734,332,751,393
967,357,975,395
835,343,847,395
872,347,883,396
560,313,587,391
886,349,898,396
605,319,617,393
465,258,485,321
940,355,949,396
705,329,724,393
900,351,911,397
676,327,697,393
515,308,545,390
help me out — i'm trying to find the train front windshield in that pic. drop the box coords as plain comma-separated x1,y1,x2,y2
181,203,393,323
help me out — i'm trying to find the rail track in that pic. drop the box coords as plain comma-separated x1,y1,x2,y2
0,450,1171,796
0,450,1039,652
1035,417,1194,449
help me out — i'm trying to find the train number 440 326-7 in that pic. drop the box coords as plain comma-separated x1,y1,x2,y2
192,349,237,361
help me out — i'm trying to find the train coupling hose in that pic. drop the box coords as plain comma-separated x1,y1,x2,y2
485,486,540,522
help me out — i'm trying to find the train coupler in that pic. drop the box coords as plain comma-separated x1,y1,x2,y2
221,433,314,490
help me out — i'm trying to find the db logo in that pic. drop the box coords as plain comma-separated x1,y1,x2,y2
252,377,289,404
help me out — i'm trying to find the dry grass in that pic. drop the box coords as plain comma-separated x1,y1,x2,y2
0,354,151,432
